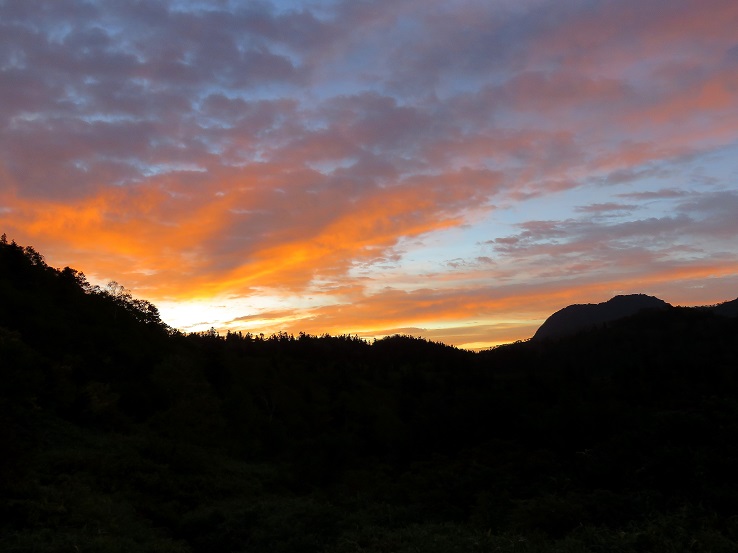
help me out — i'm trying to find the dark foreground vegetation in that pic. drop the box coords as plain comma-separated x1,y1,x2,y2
2,236,738,552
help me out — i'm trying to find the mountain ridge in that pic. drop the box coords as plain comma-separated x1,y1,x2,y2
532,294,670,341
3,237,738,551
532,293,738,342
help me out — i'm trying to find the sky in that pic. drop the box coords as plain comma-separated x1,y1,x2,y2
1,0,738,349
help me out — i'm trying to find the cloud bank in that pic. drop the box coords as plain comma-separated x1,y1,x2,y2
2,0,737,347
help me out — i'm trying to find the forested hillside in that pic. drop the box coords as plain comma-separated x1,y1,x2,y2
2,237,738,552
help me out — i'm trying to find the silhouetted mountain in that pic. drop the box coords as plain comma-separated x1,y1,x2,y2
3,236,738,552
532,293,671,341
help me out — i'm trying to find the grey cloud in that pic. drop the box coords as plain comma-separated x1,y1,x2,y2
675,190,738,239
677,190,738,215
0,3,315,149
617,188,689,200
725,43,738,64
601,167,671,186
490,214,696,257
574,202,637,214
319,92,435,153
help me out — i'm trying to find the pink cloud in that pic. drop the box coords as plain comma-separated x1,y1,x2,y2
1,0,737,345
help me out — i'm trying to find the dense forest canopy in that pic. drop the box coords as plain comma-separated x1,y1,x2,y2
2,237,738,552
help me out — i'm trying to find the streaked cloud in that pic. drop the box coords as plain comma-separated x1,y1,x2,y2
1,0,737,349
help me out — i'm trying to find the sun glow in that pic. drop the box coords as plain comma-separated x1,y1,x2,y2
2,0,737,347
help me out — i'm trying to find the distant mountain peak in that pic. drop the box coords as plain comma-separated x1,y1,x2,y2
532,294,671,341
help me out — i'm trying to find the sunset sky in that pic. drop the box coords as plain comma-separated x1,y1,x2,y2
2,0,737,348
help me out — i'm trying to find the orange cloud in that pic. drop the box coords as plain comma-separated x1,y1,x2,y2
2,0,738,350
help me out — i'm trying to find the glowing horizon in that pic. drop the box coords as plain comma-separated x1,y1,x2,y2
2,0,738,349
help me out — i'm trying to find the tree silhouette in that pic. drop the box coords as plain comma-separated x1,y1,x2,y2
2,236,738,552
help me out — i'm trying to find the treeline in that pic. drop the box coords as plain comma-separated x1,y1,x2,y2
2,237,738,552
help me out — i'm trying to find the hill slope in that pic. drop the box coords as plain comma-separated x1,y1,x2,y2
532,293,671,341
709,297,738,317
3,237,738,552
